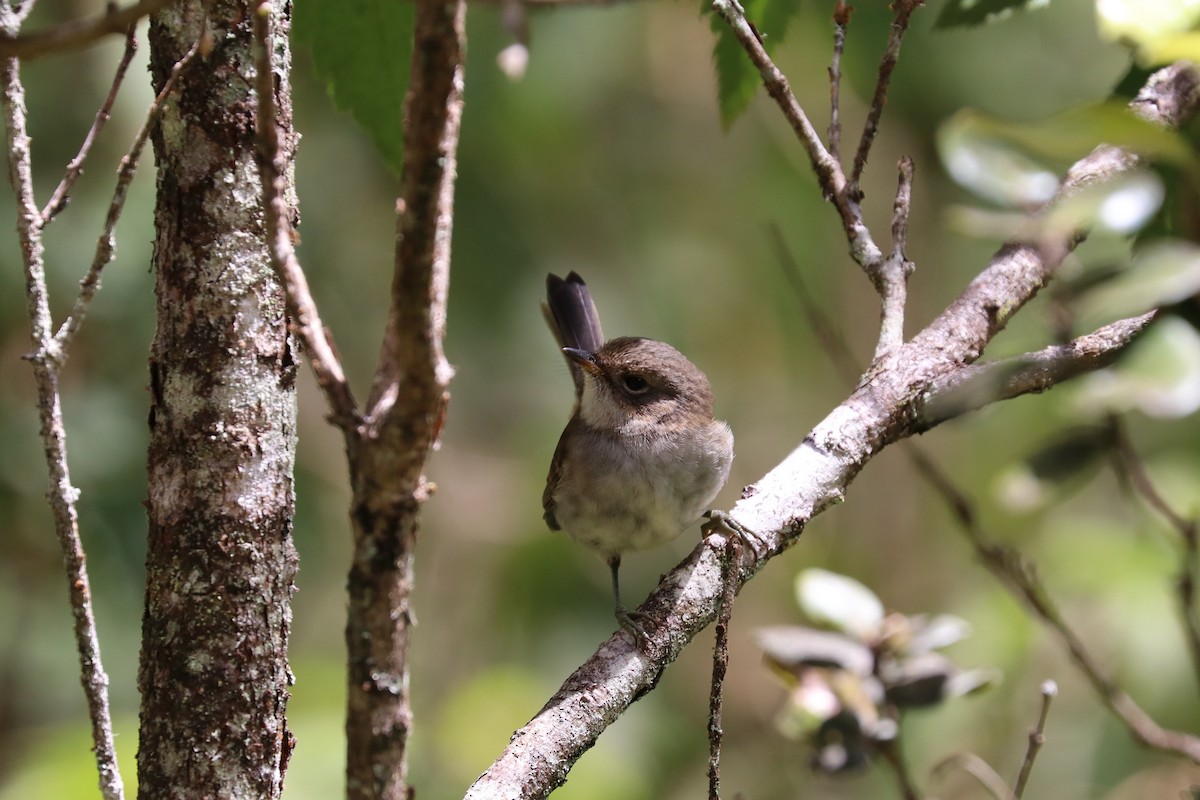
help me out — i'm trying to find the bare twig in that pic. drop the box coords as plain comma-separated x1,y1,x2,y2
1013,680,1057,798
712,0,894,327
827,0,851,165
1109,417,1200,691
871,156,914,361
251,1,358,430
850,0,922,188
709,0,863,246
922,312,1156,426
932,752,1016,800
41,25,138,223
909,449,1200,763
52,40,198,357
706,534,741,800
890,156,913,255
1,45,124,800
1181,522,1200,694
0,0,173,60
363,1,461,421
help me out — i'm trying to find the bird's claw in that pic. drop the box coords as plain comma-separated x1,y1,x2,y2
702,509,767,558
616,607,653,650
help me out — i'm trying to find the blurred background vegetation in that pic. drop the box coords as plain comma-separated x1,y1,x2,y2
2,0,1199,797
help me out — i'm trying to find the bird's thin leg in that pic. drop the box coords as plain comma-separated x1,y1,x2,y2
608,555,650,647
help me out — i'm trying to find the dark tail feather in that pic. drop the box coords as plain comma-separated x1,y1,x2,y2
543,271,604,396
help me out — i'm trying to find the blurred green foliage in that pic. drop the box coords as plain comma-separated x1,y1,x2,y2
293,0,413,174
2,1,1199,798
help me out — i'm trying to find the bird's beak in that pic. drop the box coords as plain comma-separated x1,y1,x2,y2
563,347,601,375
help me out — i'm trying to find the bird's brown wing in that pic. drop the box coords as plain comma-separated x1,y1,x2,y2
542,423,569,531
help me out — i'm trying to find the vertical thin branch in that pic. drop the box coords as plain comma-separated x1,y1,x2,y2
1013,680,1056,798
0,40,125,800
53,40,197,355
344,2,464,798
8,0,39,27
41,25,138,223
363,0,462,421
849,0,921,188
706,536,741,800
870,156,914,361
1179,520,1200,693
711,0,846,208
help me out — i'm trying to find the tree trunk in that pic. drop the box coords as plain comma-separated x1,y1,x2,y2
137,2,299,797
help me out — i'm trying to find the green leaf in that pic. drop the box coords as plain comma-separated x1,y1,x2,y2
938,104,1199,206
1041,170,1164,238
1078,241,1200,330
1096,0,1200,66
999,103,1198,170
759,0,798,46
706,0,798,128
795,569,884,641
1076,316,1200,418
1137,31,1200,66
934,0,1051,29
938,116,1061,206
294,0,414,174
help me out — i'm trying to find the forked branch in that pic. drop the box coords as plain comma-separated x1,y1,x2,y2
53,39,198,358
41,26,138,223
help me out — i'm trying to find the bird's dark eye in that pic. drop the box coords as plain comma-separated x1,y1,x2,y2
621,374,649,394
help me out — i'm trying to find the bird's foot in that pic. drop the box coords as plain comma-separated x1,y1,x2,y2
702,509,767,559
615,606,653,650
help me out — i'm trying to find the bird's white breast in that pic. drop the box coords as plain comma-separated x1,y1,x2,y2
552,419,734,558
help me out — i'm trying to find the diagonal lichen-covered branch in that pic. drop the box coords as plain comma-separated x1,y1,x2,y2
463,61,1200,800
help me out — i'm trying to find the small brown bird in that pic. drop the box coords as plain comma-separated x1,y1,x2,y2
542,271,734,639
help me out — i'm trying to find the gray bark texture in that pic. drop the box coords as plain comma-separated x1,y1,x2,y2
137,2,299,797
